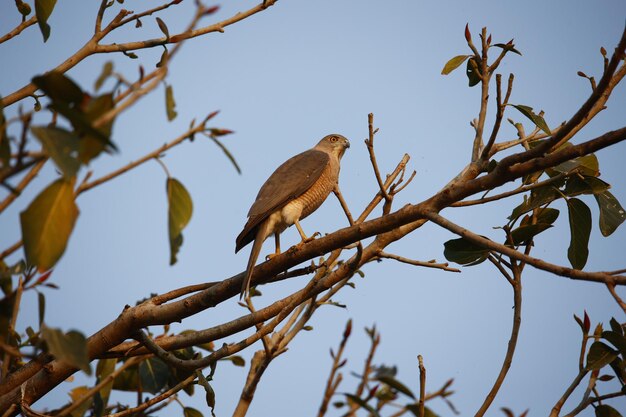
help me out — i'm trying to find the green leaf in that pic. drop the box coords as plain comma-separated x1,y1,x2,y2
222,355,245,367
566,198,591,270
94,61,114,91
443,237,489,266
211,136,241,174
344,393,381,417
41,326,91,374
156,17,170,39
564,175,610,197
196,371,216,416
441,55,471,75
139,357,170,394
510,104,551,135
35,0,57,41
31,126,80,178
493,42,522,56
167,178,193,265
510,223,553,245
79,93,118,163
32,71,83,105
595,404,623,417
466,57,481,87
509,186,562,221
602,330,626,357
165,84,177,121
184,407,204,417
553,154,600,177
376,375,415,399
406,404,439,417
594,190,626,237
610,317,623,336
586,341,618,370
69,386,93,417
38,291,45,327
20,179,79,272
94,358,117,417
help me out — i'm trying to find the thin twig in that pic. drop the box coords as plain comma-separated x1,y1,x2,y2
0,158,47,214
76,122,207,195
0,16,37,45
365,113,391,203
550,370,588,417
424,211,626,285
333,186,355,226
1,277,24,380
417,355,426,417
56,356,142,417
318,319,351,417
605,283,626,315
104,373,196,417
379,251,460,273
474,257,522,417
0,240,22,261
451,172,567,207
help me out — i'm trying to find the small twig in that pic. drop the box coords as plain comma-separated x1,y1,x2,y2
390,170,416,196
487,254,514,286
0,158,46,214
76,121,208,195
318,319,351,417
423,211,626,285
606,283,626,315
133,330,194,371
1,277,24,379
244,297,272,357
103,373,196,417
150,282,217,305
333,185,355,226
56,356,143,417
474,257,522,417
417,355,426,417
563,390,626,417
550,370,588,417
365,113,391,203
451,172,567,207
0,15,37,45
357,154,411,224
346,326,380,417
379,251,460,273
0,240,22,261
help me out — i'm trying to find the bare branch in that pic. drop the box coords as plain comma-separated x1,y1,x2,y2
474,258,522,417
364,113,391,204
318,319,351,417
379,251,460,273
424,210,626,285
0,159,46,214
0,15,37,45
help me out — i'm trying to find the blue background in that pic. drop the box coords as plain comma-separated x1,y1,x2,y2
1,1,626,416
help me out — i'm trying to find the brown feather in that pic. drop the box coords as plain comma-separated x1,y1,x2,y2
235,149,329,252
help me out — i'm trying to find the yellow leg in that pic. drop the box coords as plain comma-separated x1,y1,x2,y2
295,219,319,243
266,233,281,260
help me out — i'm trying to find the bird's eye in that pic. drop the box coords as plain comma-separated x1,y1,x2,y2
329,136,338,142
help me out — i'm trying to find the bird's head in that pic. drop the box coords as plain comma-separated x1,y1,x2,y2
316,134,350,158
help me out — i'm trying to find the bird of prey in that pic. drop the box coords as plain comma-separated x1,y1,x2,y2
236,134,350,298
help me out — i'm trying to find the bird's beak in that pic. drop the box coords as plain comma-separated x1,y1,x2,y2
345,139,350,149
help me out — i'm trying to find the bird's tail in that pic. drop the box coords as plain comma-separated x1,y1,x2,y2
240,223,269,299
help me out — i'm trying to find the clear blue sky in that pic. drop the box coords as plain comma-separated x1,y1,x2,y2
1,1,626,416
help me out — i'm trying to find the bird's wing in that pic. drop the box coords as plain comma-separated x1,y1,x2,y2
235,149,329,251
